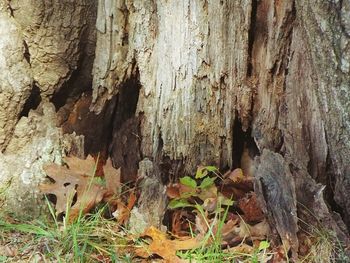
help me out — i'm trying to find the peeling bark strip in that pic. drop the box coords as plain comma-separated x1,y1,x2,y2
254,150,298,257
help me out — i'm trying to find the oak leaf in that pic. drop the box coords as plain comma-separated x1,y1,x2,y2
64,155,96,176
135,226,200,263
40,158,107,221
112,190,137,225
103,158,121,195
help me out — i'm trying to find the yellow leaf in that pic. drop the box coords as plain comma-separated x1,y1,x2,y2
135,226,201,263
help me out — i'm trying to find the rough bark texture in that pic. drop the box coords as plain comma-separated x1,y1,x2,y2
0,11,32,150
254,150,298,256
0,1,97,215
91,0,350,249
92,1,252,170
0,0,349,256
10,0,97,96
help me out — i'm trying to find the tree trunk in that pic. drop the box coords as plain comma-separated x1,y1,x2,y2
0,0,349,256
0,0,97,214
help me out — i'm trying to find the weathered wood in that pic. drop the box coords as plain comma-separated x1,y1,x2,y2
294,0,350,227
293,167,350,246
254,150,298,257
0,1,96,216
0,0,349,256
91,0,350,253
92,0,252,171
129,158,167,234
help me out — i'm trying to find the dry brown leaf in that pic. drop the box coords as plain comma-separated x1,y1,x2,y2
225,243,255,254
172,210,193,237
166,184,181,199
197,184,217,201
166,183,197,199
223,218,270,246
202,197,218,212
40,162,107,221
194,211,209,237
90,253,112,263
0,245,18,257
220,184,247,200
227,168,244,182
219,218,240,243
271,246,288,262
238,192,265,223
113,191,137,225
103,158,121,195
135,226,200,263
248,219,270,239
64,155,96,176
221,169,253,200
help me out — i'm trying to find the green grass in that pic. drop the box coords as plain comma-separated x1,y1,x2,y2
176,203,272,263
2,200,347,263
0,204,130,262
296,205,350,263
1,161,347,262
298,223,349,263
0,200,273,262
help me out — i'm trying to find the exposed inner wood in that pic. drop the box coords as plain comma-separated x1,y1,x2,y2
0,0,349,257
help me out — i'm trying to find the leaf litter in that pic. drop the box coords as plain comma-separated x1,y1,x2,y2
4,157,280,262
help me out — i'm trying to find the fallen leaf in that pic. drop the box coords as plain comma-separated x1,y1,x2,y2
227,168,244,182
135,226,200,263
172,210,193,237
103,158,121,195
93,149,109,177
225,243,254,254
248,219,270,240
222,168,254,192
238,192,265,223
271,246,288,263
197,184,217,201
40,162,107,221
219,218,240,243
220,184,247,200
0,245,18,257
194,211,209,237
202,197,218,212
113,191,137,225
166,184,181,199
298,232,313,256
90,253,112,263
64,155,96,176
220,168,254,200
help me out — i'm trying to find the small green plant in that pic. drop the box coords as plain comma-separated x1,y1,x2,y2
167,166,275,262
250,240,271,263
168,165,232,210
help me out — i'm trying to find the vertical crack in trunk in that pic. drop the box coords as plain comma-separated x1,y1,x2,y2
109,69,142,184
247,0,258,77
19,85,42,118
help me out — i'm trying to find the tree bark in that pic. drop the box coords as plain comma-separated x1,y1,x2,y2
0,0,349,256
91,0,350,252
0,0,96,215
